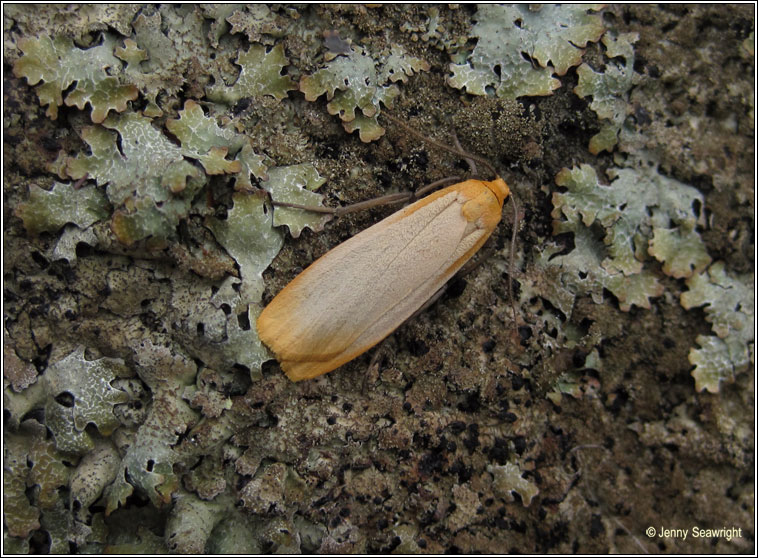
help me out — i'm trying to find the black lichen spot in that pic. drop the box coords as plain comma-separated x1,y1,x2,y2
482,338,496,353
448,459,472,483
463,423,479,452
499,411,517,423
457,390,481,413
449,421,466,434
512,435,527,455
31,251,48,269
606,387,629,416
488,437,509,465
232,98,251,115
590,514,604,537
381,536,401,554
408,338,429,357
511,374,524,391
419,450,446,476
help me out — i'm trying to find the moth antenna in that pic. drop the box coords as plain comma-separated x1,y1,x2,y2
452,130,477,175
380,111,498,179
508,191,520,333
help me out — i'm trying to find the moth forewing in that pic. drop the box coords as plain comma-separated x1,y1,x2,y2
257,178,510,381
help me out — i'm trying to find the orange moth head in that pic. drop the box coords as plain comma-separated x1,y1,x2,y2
487,177,510,206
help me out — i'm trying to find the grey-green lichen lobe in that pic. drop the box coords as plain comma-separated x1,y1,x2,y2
3,3,754,555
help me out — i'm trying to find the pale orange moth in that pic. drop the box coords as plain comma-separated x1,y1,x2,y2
257,113,513,382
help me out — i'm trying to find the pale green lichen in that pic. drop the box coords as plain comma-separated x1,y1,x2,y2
4,422,44,539
223,4,289,44
206,193,284,304
113,38,147,68
128,7,213,101
61,112,206,244
488,461,540,507
681,262,754,393
300,44,429,141
400,6,464,51
44,346,130,436
261,164,331,238
547,349,603,404
207,43,297,104
533,161,711,317
233,142,270,191
165,491,230,553
13,34,138,122
543,162,750,395
448,4,606,99
574,32,639,154
51,225,99,262
649,226,712,279
70,439,120,510
166,100,244,175
5,347,130,455
105,385,196,513
15,181,109,235
165,274,269,378
553,164,707,278
214,305,270,378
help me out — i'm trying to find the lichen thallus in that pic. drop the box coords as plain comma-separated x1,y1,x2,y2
257,110,521,381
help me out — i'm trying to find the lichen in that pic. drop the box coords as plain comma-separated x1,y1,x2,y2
574,32,639,154
4,4,753,554
13,34,138,122
70,439,120,511
261,164,331,238
15,181,109,235
681,262,754,392
166,100,244,175
44,346,130,437
60,112,206,244
4,422,44,539
546,164,684,312
4,346,130,456
127,6,214,103
207,43,297,105
489,461,540,507
222,4,289,44
448,4,606,99
552,163,708,278
206,192,284,304
300,43,429,141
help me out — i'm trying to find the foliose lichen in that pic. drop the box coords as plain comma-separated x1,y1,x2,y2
574,32,639,154
681,262,754,393
13,34,138,122
15,181,110,235
4,4,753,554
206,43,297,105
300,42,430,141
552,163,709,279
448,4,606,98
